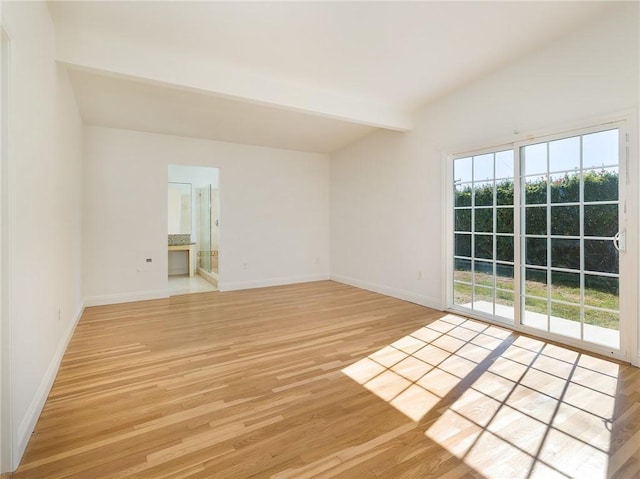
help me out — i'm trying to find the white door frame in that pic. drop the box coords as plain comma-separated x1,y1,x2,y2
0,23,13,474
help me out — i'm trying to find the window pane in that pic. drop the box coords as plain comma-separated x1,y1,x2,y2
584,275,619,310
455,234,471,257
551,302,581,322
549,136,580,172
474,260,493,286
496,236,513,262
551,271,580,303
474,154,494,182
474,286,494,310
454,258,472,282
584,308,619,330
584,204,618,237
523,143,547,176
584,168,618,202
496,264,514,291
454,282,472,305
495,291,514,319
474,235,493,260
550,172,579,203
496,180,514,206
475,208,493,233
525,207,547,236
455,157,473,183
473,286,493,304
524,268,547,297
474,181,493,206
551,238,580,270
525,177,547,204
525,238,547,266
495,150,514,179
550,206,579,236
584,309,619,347
583,129,618,168
455,184,472,207
584,239,618,274
550,303,581,339
455,209,472,232
523,297,548,329
496,207,513,233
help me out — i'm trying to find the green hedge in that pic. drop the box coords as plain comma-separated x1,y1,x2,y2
454,170,619,292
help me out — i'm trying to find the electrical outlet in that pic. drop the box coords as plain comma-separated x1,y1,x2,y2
242,262,248,270
315,256,320,265
417,271,423,280
58,306,61,321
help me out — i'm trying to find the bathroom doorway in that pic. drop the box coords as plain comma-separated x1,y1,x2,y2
167,165,220,296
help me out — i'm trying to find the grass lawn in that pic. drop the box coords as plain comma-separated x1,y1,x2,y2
453,270,619,329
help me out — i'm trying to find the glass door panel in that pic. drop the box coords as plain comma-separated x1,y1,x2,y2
520,128,621,349
452,149,515,322
198,186,211,273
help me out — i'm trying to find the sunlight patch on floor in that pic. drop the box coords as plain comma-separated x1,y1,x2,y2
342,313,621,479
426,332,618,479
342,314,501,422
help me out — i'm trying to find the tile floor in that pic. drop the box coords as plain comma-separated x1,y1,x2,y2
167,274,217,296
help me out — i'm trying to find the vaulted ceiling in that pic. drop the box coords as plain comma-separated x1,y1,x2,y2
48,1,618,153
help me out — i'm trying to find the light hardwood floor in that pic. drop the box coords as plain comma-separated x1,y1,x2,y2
11,281,640,478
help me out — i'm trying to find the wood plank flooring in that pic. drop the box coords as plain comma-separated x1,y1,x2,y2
10,281,640,478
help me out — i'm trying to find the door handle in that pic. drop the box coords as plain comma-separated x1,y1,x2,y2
613,230,626,253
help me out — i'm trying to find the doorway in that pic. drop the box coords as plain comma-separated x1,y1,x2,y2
449,122,634,360
167,165,220,296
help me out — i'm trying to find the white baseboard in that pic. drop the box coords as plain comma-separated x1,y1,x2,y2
632,353,640,368
84,290,169,307
330,274,442,310
14,301,84,468
219,274,330,292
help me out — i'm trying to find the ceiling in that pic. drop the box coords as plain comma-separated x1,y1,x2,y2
49,1,619,154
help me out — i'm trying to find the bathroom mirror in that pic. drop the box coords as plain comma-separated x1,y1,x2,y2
167,182,192,234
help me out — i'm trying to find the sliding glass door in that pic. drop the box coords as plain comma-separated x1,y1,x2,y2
520,128,621,350
450,123,630,357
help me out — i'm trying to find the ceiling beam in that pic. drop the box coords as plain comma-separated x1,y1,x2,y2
55,33,413,132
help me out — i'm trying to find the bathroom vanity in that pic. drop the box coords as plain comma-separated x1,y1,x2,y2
168,243,195,277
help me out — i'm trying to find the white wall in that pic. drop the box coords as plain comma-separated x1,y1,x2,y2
83,127,330,304
330,4,639,355
1,1,84,470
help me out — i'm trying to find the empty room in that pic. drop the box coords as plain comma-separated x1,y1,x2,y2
0,1,638,478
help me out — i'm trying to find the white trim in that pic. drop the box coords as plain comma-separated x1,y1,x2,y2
14,302,84,468
220,274,330,292
84,290,169,307
447,306,628,362
629,109,640,367
441,153,453,311
331,274,442,310
0,25,12,474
